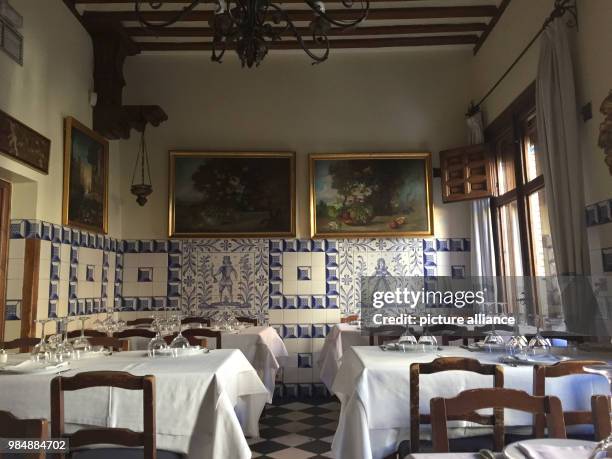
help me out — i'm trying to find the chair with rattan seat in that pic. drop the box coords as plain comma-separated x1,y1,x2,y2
409,357,504,453
1,337,41,352
592,394,612,441
533,359,608,438
430,388,566,453
0,410,48,459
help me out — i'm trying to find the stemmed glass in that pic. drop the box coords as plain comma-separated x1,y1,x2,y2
482,302,505,348
147,317,169,357
398,326,417,351
72,317,91,353
528,314,551,355
169,314,191,355
418,327,437,351
583,365,612,458
55,317,75,361
30,318,52,362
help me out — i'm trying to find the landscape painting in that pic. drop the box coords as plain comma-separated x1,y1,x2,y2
169,151,295,237
63,117,108,234
0,108,50,173
309,153,433,238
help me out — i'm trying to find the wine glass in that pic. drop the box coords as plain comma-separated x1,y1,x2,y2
55,317,75,361
583,365,612,458
482,302,505,349
30,318,52,362
528,315,551,355
169,315,191,355
73,317,91,353
418,327,438,351
398,327,417,351
147,318,169,357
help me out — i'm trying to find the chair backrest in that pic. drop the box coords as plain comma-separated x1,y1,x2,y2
533,359,607,436
51,371,156,459
181,328,222,348
410,357,504,453
430,388,566,453
0,410,48,459
592,395,611,441
114,329,158,339
87,336,129,352
236,316,258,326
163,332,208,348
368,325,405,346
66,329,107,339
341,314,359,324
1,337,40,352
427,324,469,346
126,318,155,327
181,317,211,327
474,324,515,334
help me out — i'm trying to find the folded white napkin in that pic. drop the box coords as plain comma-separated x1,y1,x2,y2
517,443,594,459
2,360,69,373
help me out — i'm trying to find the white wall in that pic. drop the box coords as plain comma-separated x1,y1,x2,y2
119,48,474,239
0,0,122,237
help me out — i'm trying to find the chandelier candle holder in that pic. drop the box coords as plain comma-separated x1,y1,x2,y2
134,0,370,67
130,124,153,206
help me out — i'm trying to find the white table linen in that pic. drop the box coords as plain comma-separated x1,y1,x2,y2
331,346,611,459
517,443,595,459
318,323,370,391
128,326,287,401
408,454,503,459
0,350,269,459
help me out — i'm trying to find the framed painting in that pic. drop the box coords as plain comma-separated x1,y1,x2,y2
169,151,296,237
309,152,434,238
62,117,108,234
0,108,50,173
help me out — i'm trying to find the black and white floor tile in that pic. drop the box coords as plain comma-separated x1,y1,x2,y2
250,399,339,459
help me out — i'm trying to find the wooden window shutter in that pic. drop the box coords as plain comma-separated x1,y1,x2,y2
439,143,495,203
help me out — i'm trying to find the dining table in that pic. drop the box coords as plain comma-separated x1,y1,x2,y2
331,345,611,459
128,325,288,400
0,349,269,459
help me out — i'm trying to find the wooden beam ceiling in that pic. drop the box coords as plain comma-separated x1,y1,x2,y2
67,1,509,54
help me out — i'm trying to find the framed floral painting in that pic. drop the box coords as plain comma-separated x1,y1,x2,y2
309,152,434,238
169,151,296,237
62,117,108,234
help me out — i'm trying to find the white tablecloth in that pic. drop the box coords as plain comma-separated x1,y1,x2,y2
0,350,269,459
318,323,370,391
331,346,611,459
408,455,503,459
129,326,288,401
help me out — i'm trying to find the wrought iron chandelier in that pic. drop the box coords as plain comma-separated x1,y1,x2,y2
130,124,153,206
134,0,369,67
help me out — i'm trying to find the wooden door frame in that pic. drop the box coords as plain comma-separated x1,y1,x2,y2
0,179,11,343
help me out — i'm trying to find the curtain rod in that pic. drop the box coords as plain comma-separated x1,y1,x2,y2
467,0,577,118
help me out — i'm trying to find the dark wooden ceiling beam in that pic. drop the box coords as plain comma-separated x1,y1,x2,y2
126,22,487,37
137,34,479,51
473,0,511,55
84,5,498,23
76,0,432,3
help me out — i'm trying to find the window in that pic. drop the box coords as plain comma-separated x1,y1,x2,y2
487,84,558,315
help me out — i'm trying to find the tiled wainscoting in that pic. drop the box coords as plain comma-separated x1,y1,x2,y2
586,197,612,274
5,219,471,394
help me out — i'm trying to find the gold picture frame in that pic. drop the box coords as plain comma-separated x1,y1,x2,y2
309,152,434,238
169,151,296,238
62,117,109,234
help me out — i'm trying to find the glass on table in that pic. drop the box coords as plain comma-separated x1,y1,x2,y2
55,317,76,361
398,327,417,351
72,317,92,353
169,315,191,355
30,318,52,362
148,317,169,357
583,365,612,458
417,329,437,351
528,315,551,355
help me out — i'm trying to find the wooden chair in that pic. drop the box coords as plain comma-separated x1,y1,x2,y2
126,318,155,327
163,333,208,348
368,325,406,346
0,410,48,459
427,324,469,346
592,395,611,441
533,360,607,437
236,316,258,326
410,357,504,453
87,337,128,352
1,337,41,352
181,328,222,348
430,388,566,453
66,329,107,339
114,329,157,340
341,314,359,323
181,317,211,327
51,371,156,459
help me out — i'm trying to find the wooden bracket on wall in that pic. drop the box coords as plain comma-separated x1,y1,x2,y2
83,14,168,140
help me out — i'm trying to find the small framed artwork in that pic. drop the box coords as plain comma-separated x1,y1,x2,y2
309,152,434,238
62,117,108,234
0,108,50,173
169,151,296,238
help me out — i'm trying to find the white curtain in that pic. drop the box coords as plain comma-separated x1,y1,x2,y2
467,111,497,278
536,19,589,276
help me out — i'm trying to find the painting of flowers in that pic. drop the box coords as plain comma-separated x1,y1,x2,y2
169,151,295,237
309,153,433,238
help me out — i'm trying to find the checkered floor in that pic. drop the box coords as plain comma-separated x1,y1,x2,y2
249,399,340,459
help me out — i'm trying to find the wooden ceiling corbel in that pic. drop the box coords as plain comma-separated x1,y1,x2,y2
83,13,168,140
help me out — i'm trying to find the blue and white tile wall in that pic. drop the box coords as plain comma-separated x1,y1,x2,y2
6,219,471,394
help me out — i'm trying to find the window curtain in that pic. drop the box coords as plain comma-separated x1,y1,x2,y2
467,111,497,278
536,19,589,276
